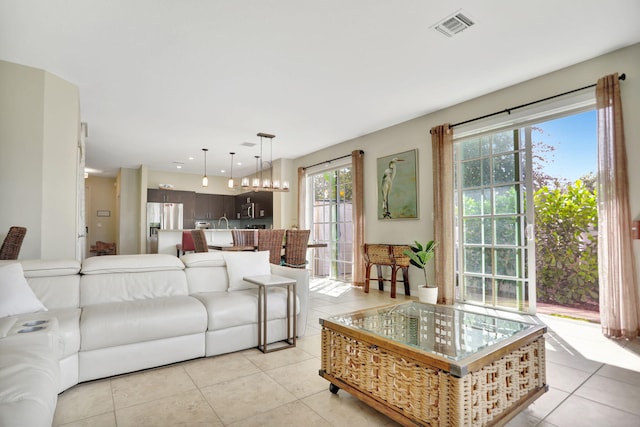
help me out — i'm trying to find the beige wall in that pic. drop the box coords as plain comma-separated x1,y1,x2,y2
41,72,81,259
85,176,117,249
147,170,235,195
116,168,141,254
147,165,290,198
0,60,80,260
288,43,640,292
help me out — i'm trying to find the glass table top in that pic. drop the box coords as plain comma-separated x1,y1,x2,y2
322,302,542,363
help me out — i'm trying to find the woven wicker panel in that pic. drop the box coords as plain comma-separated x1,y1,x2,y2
445,338,546,426
322,326,546,427
232,230,257,246
363,244,393,265
322,328,442,424
283,229,310,267
257,229,285,264
0,226,27,260
190,230,209,253
363,244,411,267
391,245,411,267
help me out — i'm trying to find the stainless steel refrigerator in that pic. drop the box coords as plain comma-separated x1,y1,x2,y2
146,202,183,253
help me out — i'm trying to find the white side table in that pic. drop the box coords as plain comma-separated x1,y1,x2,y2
243,274,297,353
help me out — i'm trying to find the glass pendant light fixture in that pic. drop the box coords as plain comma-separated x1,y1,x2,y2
240,132,289,192
201,148,209,187
252,156,261,188
228,152,235,189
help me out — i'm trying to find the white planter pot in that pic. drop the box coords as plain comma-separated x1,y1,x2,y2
418,286,438,304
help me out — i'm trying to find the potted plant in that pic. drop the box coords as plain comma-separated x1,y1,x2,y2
404,240,438,304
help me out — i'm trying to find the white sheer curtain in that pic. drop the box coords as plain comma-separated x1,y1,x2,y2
596,73,640,339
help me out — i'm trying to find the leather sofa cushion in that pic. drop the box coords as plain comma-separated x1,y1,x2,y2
80,270,189,306
80,296,207,351
181,252,225,268
11,308,80,359
20,259,81,277
193,289,300,331
185,266,228,294
0,332,59,427
81,254,184,275
0,316,16,338
28,275,80,310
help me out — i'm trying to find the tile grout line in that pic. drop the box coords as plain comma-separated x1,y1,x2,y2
537,362,606,426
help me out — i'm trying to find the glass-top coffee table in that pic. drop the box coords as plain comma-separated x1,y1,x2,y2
319,302,547,426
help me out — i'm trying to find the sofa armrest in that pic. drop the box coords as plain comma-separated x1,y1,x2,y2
269,264,309,337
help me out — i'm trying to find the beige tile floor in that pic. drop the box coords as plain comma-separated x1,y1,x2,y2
54,280,640,427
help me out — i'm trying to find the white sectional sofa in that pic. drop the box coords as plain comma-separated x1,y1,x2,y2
0,251,309,427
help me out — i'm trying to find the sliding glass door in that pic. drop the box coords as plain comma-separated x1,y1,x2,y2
309,167,354,282
455,129,535,312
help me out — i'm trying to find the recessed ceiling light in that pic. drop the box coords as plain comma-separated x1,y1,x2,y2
176,165,182,169
221,169,226,173
188,156,195,161
241,142,256,147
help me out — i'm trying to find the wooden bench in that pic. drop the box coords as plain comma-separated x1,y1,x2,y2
362,244,411,298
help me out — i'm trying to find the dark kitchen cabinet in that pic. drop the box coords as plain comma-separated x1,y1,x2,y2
195,194,217,220
235,191,273,218
195,194,233,220
222,195,235,219
147,188,165,203
173,191,195,229
252,191,273,218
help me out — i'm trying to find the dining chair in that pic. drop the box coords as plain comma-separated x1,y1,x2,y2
231,230,257,247
0,226,27,260
282,229,311,268
190,230,209,253
179,231,196,255
257,229,285,264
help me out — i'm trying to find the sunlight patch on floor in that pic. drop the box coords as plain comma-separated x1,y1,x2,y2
539,313,640,372
309,277,353,297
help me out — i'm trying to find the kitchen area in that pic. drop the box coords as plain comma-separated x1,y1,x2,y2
146,188,274,255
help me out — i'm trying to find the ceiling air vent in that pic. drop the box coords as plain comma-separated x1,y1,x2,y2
240,142,256,147
434,12,475,37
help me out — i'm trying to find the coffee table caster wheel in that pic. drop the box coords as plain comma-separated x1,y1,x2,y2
329,384,340,394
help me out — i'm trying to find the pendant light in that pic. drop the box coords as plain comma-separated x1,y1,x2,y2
201,148,209,187
240,132,289,192
252,156,261,188
228,152,235,189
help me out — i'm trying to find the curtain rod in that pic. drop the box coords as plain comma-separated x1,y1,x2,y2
302,150,363,170
432,73,626,132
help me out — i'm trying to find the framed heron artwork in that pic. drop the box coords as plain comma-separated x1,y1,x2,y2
376,149,418,219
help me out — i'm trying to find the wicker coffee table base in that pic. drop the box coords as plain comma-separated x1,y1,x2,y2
320,328,547,427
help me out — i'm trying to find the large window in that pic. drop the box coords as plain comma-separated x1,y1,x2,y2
309,167,353,282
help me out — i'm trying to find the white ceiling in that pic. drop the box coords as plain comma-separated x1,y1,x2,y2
2,0,639,178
